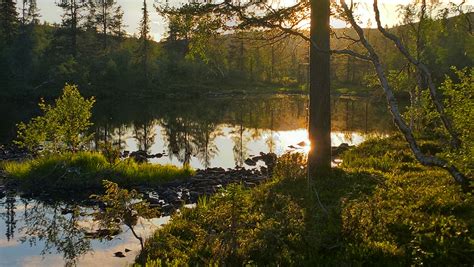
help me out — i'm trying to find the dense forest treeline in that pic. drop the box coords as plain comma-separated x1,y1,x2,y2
0,0,472,99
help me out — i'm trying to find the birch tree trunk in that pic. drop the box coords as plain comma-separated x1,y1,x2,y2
373,0,461,148
340,1,469,187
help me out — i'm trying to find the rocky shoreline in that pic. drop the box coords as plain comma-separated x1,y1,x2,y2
0,144,30,161
140,166,272,215
0,143,352,216
111,150,278,215
111,143,351,216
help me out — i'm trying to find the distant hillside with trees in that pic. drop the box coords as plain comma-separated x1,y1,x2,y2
0,0,472,99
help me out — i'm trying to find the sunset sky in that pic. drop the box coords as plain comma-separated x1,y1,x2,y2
30,0,473,41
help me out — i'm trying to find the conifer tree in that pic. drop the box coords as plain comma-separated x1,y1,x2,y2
57,0,88,57
88,0,124,49
20,0,40,26
0,0,19,44
27,0,40,25
138,0,151,84
111,5,125,38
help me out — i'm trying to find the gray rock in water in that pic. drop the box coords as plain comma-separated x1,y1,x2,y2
297,141,307,147
146,196,161,205
114,252,126,258
244,158,257,166
129,150,148,163
332,143,352,157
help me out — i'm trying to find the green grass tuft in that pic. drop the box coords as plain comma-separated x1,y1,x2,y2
3,152,194,196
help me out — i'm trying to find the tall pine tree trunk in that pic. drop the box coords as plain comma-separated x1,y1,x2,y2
308,0,332,180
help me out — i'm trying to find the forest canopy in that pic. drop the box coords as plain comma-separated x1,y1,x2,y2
0,0,472,99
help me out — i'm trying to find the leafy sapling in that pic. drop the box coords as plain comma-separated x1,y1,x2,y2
90,180,159,250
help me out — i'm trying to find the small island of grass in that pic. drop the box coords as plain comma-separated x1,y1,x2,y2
2,151,194,196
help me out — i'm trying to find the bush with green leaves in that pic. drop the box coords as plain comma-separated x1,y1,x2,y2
398,67,473,178
441,67,473,177
16,84,96,153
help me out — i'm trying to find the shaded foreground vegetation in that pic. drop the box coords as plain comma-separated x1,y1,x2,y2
137,136,473,266
2,152,194,197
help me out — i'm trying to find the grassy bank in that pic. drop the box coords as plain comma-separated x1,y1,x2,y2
136,137,473,266
2,152,194,196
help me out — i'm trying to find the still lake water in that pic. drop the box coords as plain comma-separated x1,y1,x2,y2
0,94,396,266
1,95,395,169
0,196,171,266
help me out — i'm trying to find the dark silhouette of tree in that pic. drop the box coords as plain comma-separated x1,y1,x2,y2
0,0,19,44
27,0,40,25
111,5,125,38
138,0,151,85
57,0,88,57
87,0,124,50
13,0,40,86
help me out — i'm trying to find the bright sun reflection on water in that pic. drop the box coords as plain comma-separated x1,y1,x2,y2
270,129,369,154
121,124,385,169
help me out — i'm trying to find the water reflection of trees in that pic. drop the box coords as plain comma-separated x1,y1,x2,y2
331,96,395,135
93,124,129,151
161,116,223,168
230,103,251,167
112,125,128,150
194,122,222,169
231,122,251,167
1,197,96,267
85,96,395,167
264,100,279,153
1,193,16,241
20,202,91,266
134,120,157,153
